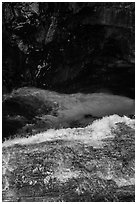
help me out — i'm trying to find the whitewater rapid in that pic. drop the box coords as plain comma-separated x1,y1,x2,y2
3,114,135,148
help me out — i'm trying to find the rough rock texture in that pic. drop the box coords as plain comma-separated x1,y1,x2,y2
2,115,135,202
3,3,135,98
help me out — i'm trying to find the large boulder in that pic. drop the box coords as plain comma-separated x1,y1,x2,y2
2,115,135,201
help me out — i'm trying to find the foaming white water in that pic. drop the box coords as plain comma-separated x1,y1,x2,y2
3,115,135,148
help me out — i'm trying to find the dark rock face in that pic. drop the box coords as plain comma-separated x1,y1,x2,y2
2,120,135,202
3,3,135,98
2,3,135,202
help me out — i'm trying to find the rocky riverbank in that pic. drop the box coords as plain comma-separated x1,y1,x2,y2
2,114,135,202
